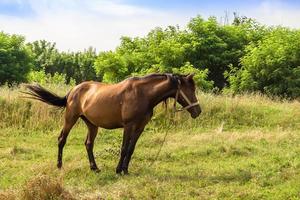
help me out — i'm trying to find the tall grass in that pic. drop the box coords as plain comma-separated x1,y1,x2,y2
1,84,299,132
0,84,71,131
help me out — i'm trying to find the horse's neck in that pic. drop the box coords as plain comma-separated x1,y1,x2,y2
145,77,175,108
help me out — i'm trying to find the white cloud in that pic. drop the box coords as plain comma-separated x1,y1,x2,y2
1,0,300,52
242,0,300,28
0,0,191,52
86,0,153,16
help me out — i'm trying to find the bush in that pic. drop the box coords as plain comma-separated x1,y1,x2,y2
0,32,32,84
94,26,214,89
173,62,213,91
27,70,75,85
226,28,300,98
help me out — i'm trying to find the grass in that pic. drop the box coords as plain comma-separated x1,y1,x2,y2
1,85,300,199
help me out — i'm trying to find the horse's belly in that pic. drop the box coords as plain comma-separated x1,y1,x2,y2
80,86,125,129
91,115,123,129
83,106,123,129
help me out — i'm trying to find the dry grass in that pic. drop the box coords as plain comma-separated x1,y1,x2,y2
0,175,75,200
0,84,72,130
21,175,75,200
0,190,17,200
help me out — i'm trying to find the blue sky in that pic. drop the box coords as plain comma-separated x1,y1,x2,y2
0,0,299,51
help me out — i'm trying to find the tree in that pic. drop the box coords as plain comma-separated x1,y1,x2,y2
93,26,213,90
27,40,59,73
186,15,266,88
226,28,300,98
0,32,32,84
74,47,98,82
28,40,97,84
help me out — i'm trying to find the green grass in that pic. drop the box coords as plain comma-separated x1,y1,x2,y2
1,85,300,199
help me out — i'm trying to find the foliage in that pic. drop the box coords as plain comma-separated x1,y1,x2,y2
27,70,75,85
94,16,267,91
226,28,300,98
1,14,300,98
94,26,214,90
0,32,32,84
27,40,59,73
187,16,267,88
28,41,98,84
94,51,128,83
173,62,213,90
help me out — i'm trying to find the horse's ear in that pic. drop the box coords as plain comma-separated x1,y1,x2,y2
186,73,195,80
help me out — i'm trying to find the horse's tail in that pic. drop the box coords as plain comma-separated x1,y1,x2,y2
22,84,67,108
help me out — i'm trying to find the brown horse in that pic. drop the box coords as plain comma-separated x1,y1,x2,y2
24,73,201,174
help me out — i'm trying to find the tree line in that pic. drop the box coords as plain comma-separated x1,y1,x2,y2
1,15,300,98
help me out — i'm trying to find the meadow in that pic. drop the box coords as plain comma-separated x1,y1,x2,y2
1,85,300,199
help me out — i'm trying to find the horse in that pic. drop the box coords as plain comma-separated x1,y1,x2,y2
23,73,201,174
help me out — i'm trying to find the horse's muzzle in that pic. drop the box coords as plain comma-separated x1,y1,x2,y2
191,108,201,118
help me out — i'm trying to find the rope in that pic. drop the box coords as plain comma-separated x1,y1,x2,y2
148,85,198,167
148,104,176,167
148,129,169,167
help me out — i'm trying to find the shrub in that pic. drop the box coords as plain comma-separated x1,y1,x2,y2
0,32,32,84
27,70,75,85
226,28,300,98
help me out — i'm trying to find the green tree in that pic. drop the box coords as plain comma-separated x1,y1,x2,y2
226,28,300,98
187,15,266,88
94,26,213,90
94,51,127,83
0,32,32,84
28,40,97,84
27,70,74,85
27,40,62,76
74,47,98,82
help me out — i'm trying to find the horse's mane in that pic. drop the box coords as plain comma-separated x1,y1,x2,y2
127,73,166,81
128,73,186,81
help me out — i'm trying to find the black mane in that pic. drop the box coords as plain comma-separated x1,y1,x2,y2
128,73,186,81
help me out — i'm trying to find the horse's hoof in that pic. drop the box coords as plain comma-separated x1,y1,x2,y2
57,162,62,169
91,167,100,173
123,169,129,175
116,167,122,174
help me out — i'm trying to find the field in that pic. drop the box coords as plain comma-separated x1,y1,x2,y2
1,85,300,199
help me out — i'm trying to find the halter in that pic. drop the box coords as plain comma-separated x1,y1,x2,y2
173,80,199,112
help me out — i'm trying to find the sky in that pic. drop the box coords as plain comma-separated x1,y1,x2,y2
0,0,299,52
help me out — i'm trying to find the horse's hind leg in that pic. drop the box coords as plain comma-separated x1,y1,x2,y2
82,116,99,172
57,111,79,169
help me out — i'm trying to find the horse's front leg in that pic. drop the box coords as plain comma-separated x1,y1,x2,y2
117,113,152,174
121,129,143,174
116,124,143,175
116,127,131,174
121,120,148,174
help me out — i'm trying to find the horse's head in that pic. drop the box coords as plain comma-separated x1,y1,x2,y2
174,74,201,118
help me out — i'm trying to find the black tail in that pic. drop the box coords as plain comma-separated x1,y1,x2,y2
22,84,67,108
